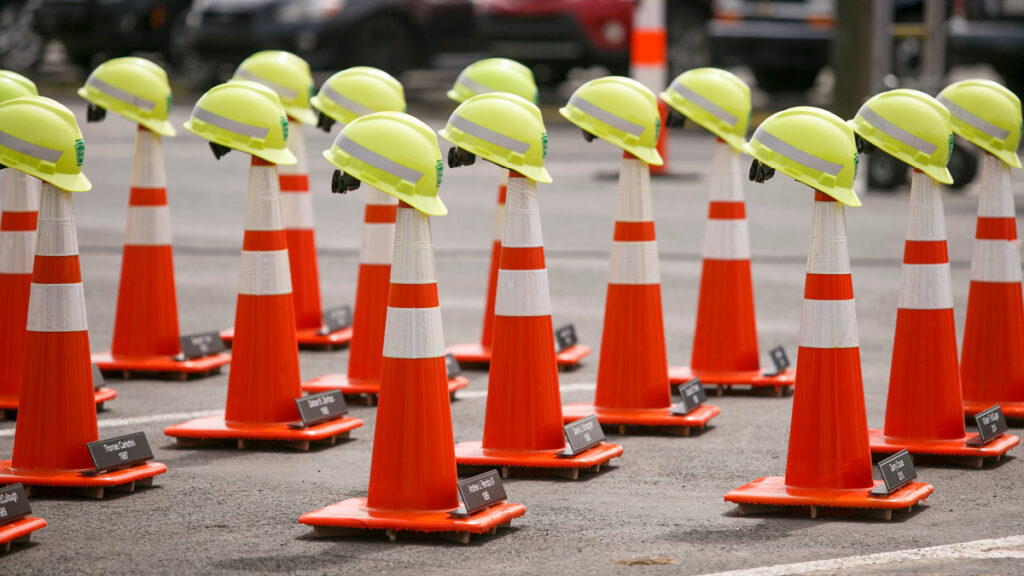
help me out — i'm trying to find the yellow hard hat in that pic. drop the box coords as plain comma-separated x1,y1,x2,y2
745,106,860,207
447,58,538,104
439,92,552,183
660,67,750,152
0,96,91,192
323,111,446,216
184,80,297,165
310,66,406,129
0,71,37,103
233,50,316,125
849,89,953,184
559,76,663,166
77,56,176,137
938,79,1022,169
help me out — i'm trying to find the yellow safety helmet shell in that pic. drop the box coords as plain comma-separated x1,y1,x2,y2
77,57,176,137
184,80,297,166
0,96,91,192
233,50,316,125
439,92,552,183
744,106,860,207
938,79,1022,169
660,67,750,152
559,76,663,166
849,89,953,184
447,58,538,104
311,66,406,126
323,111,447,216
0,71,37,103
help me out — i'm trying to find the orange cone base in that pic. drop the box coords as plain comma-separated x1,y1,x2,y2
301,373,469,401
219,326,353,351
0,516,45,548
299,497,526,537
92,351,230,379
561,402,720,434
164,414,362,446
0,387,116,417
725,476,933,513
963,400,1024,423
0,460,166,489
454,441,623,473
446,342,591,369
669,365,796,393
867,428,1019,464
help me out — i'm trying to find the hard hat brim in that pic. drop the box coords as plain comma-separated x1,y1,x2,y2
559,106,664,166
999,149,1023,169
286,106,317,126
46,170,92,193
923,165,954,186
445,89,466,104
77,86,177,137
184,119,298,165
743,141,861,207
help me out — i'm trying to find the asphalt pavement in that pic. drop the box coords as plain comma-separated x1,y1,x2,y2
2,95,1023,575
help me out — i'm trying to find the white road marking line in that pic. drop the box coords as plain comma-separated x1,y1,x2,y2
457,382,596,400
0,409,222,438
696,534,1024,576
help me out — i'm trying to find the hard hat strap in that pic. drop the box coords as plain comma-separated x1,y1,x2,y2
668,81,738,126
322,84,374,117
449,114,531,155
85,76,157,112
338,135,424,184
858,106,937,155
752,127,843,176
937,95,1011,141
0,129,63,163
192,106,270,139
235,68,298,100
568,94,645,137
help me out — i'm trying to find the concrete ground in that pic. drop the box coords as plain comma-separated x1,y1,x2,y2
1,96,1023,575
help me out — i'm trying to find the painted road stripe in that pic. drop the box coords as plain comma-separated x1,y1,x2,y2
0,409,223,437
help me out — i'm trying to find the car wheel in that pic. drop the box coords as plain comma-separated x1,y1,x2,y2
0,1,45,71
752,67,819,94
350,15,416,76
666,2,710,77
946,140,978,191
866,151,908,191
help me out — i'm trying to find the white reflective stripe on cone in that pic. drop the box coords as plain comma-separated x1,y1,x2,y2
799,298,859,349
26,283,88,332
631,66,665,94
238,250,292,295
279,122,308,174
125,206,172,246
703,220,751,261
971,240,1024,283
897,263,954,310
977,153,1016,218
36,184,78,257
806,200,851,274
503,176,543,248
2,169,40,211
616,157,653,221
709,142,744,202
360,223,395,265
0,231,35,274
608,241,661,285
382,306,445,358
279,191,314,230
391,207,436,285
495,269,553,317
131,128,167,188
906,171,947,241
244,165,284,232
365,185,398,207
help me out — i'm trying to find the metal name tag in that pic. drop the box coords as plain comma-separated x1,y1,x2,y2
557,414,605,457
451,470,507,518
85,432,154,474
294,390,348,428
670,378,707,415
870,449,917,496
178,331,227,360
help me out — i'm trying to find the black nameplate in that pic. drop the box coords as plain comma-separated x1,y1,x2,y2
870,449,917,496
177,331,226,360
451,470,507,517
85,431,154,474
445,353,462,380
0,484,30,527
554,323,578,353
92,363,104,391
670,378,707,415
293,390,348,428
767,345,790,376
320,305,353,335
967,405,1008,446
557,414,605,457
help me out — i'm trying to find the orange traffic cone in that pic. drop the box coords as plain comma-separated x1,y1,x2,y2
455,172,623,475
0,499,45,551
669,139,796,394
303,185,468,401
447,170,590,368
165,156,362,448
301,202,525,537
0,182,164,491
962,153,1024,420
869,170,1018,461
563,152,719,433
630,0,670,175
726,191,933,514
92,125,231,378
221,121,353,350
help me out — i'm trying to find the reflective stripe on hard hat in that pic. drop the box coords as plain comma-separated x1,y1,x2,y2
569,94,646,136
322,84,375,117
235,68,298,100
455,73,492,96
937,95,1011,141
338,135,423,183
0,129,63,163
192,106,270,139
668,80,739,126
753,127,844,176
859,106,938,155
86,76,157,112
449,114,531,155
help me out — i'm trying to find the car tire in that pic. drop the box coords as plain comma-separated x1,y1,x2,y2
0,0,45,71
946,141,978,191
752,67,819,94
349,15,416,77
666,1,710,78
867,151,908,191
